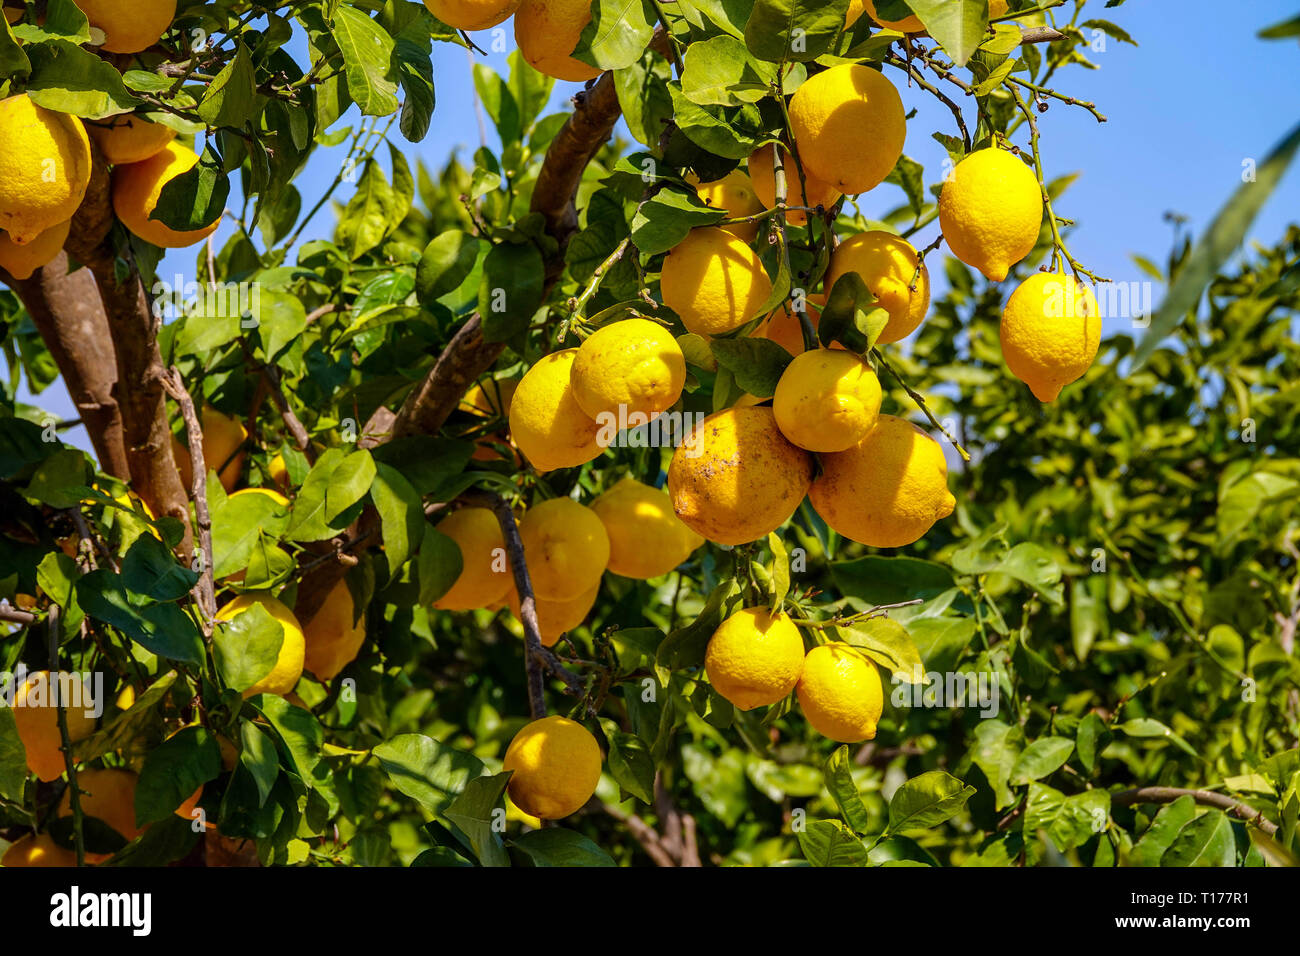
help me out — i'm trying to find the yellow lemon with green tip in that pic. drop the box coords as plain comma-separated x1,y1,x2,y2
503,716,602,819
214,593,305,698
517,497,609,601
938,148,1043,282
0,95,92,245
513,0,601,82
826,230,930,344
590,477,704,579
797,643,884,742
660,227,773,337
1000,271,1101,402
788,64,905,196
668,406,814,546
509,350,603,473
705,606,806,710
773,349,882,453
433,506,513,611
748,144,842,227
810,414,955,548
570,318,686,423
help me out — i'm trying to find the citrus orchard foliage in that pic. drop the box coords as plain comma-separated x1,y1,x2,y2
0,0,1297,869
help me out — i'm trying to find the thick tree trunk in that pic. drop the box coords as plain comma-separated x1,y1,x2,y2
6,254,130,479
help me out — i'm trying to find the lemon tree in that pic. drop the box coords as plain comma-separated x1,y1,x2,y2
0,0,1297,872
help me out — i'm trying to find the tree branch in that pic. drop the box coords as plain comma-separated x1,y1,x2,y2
1112,786,1279,836
5,254,130,479
160,368,216,633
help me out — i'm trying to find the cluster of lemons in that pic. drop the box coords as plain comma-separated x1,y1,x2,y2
0,1,219,282
425,0,1104,819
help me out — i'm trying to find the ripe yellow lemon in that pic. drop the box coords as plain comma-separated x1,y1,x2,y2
668,406,814,546
755,295,826,355
797,643,883,742
503,716,602,819
88,114,176,165
0,95,92,244
705,607,805,710
590,477,704,579
302,578,366,681
268,451,290,488
514,0,601,82
422,0,520,31
810,414,955,547
773,349,882,453
113,141,221,248
0,220,69,281
571,318,686,423
1,833,78,868
938,148,1042,282
660,227,773,337
11,671,97,782
1000,271,1101,402
688,169,765,241
517,497,610,601
433,506,513,611
826,230,930,344
174,406,247,494
505,580,600,646
214,593,305,698
76,0,176,53
509,350,603,473
56,768,143,861
747,144,842,227
788,64,905,196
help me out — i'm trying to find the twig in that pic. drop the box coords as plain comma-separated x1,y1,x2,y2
885,53,971,153
564,236,632,338
600,801,678,866
1112,787,1279,837
49,606,86,866
160,369,217,634
1019,26,1067,45
0,606,36,626
1007,75,1107,123
871,349,970,461
261,364,316,462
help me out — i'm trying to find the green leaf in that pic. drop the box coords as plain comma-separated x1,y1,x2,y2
906,616,978,673
1161,810,1238,867
601,719,656,804
213,601,285,694
630,186,726,257
22,447,89,508
971,719,1021,810
0,13,30,79
0,707,26,803
120,534,198,603
909,0,990,67
134,727,221,827
337,158,398,258
831,556,955,605
151,143,229,232
680,34,788,107
332,5,399,116
210,490,291,579
824,746,873,834
1116,718,1198,757
1132,120,1300,370
710,338,793,398
841,618,923,682
76,571,205,665
287,449,373,542
887,770,975,834
1009,736,1074,785
371,463,424,576
820,272,890,353
574,0,656,72
443,773,512,867
373,734,486,816
798,818,871,866
240,720,280,808
512,829,617,867
197,41,258,128
1259,14,1300,39
417,523,464,606
744,0,852,63
478,241,546,342
417,230,480,302
24,39,140,117
1129,794,1196,866
999,542,1064,606
1075,712,1111,774
767,532,790,613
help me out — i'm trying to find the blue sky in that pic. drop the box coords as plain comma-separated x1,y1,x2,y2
14,0,1300,457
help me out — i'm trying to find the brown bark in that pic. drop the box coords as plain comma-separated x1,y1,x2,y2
6,253,130,479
